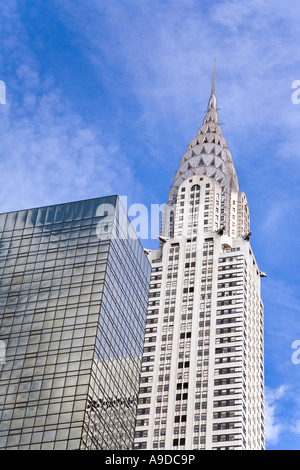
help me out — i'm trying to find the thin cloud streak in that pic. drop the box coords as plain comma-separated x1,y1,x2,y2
265,385,300,449
51,0,300,179
265,385,288,445
0,2,139,214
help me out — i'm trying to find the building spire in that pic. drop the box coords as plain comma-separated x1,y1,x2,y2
211,54,216,97
205,55,218,118
167,57,240,204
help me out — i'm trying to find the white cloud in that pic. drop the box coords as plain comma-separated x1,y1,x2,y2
265,385,288,445
0,96,137,212
51,0,300,165
265,385,300,448
0,2,139,214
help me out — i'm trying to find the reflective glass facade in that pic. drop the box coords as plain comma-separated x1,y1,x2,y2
0,196,150,450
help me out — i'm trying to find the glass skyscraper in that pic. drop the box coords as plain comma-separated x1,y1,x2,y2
0,195,151,450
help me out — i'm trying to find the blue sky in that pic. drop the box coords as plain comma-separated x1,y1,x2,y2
1,0,300,450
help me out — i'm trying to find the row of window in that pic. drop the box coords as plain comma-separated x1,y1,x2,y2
138,239,250,448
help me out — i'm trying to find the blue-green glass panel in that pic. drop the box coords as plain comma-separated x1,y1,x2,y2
82,199,95,219
74,201,84,220
54,205,65,223
64,203,75,222
36,207,47,226
14,211,27,230
4,212,17,231
45,206,56,225
25,209,38,228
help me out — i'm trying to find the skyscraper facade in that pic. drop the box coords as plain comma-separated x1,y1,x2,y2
0,195,151,450
134,65,265,451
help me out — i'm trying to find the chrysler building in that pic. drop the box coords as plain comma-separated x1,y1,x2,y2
134,61,265,450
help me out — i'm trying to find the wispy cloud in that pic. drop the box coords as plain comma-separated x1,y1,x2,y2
0,76,136,212
49,0,300,182
265,385,288,445
0,2,139,214
265,385,300,449
2,0,300,209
